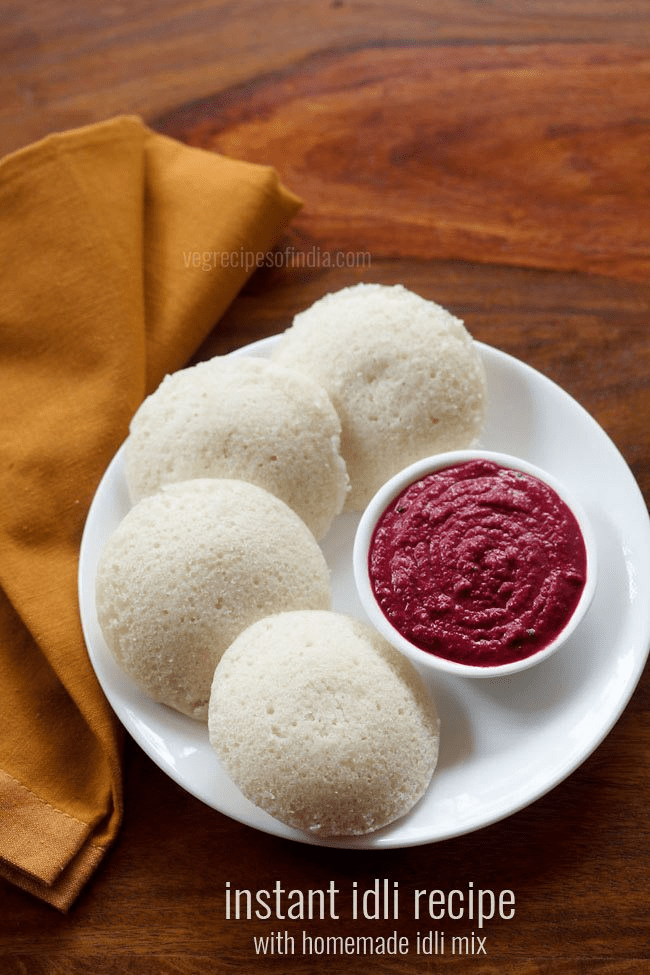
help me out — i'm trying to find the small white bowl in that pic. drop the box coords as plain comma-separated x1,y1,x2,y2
353,450,598,678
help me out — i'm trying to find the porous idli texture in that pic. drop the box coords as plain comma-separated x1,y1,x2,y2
95,479,331,721
124,355,349,540
208,610,440,836
272,283,487,510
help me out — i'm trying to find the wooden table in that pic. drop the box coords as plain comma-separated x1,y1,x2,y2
1,2,649,972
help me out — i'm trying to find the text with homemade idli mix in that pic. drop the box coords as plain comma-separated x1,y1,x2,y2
368,459,588,667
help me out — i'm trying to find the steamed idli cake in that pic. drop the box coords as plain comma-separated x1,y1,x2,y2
95,479,331,721
124,355,349,540
208,610,440,836
272,282,487,509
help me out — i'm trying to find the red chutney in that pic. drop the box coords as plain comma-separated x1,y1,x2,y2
368,459,587,667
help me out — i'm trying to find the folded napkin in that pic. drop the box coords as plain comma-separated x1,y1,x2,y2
0,115,301,910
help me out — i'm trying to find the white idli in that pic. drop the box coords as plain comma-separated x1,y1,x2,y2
272,283,487,509
124,355,349,540
208,610,440,836
95,479,331,721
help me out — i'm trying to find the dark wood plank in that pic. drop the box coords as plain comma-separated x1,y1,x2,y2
155,43,650,284
2,1,650,153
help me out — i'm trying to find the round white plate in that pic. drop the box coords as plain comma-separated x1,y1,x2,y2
78,337,650,848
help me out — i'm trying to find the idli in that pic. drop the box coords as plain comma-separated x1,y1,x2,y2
95,479,331,721
272,283,487,509
124,355,349,540
208,610,440,836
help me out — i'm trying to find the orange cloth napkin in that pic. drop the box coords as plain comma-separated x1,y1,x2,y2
0,115,301,910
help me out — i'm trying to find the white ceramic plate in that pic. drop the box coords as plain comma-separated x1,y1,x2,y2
78,337,650,848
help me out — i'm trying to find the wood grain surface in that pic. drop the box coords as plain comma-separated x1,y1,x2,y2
1,2,649,972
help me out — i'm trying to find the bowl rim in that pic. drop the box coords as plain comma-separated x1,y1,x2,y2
352,448,598,678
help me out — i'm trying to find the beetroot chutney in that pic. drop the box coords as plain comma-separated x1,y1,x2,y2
368,459,587,667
